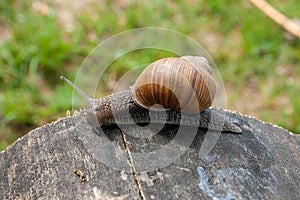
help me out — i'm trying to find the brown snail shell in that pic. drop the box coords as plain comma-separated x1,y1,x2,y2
132,56,216,114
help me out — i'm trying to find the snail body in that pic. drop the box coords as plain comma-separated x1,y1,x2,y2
60,56,242,133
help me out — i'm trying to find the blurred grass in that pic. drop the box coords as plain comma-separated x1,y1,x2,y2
0,0,300,150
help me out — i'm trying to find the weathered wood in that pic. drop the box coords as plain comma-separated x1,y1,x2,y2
0,116,139,200
0,110,299,199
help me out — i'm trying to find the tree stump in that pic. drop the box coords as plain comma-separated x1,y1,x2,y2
0,110,299,199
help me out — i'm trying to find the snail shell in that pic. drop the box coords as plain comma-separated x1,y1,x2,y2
132,56,216,114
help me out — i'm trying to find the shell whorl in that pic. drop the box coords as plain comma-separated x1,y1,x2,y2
132,56,216,114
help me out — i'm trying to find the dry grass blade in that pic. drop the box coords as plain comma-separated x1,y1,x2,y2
249,0,300,39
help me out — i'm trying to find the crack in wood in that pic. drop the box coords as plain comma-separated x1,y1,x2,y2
120,130,146,200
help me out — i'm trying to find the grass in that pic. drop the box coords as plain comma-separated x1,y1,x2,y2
0,0,300,150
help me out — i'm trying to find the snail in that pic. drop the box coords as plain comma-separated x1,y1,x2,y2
60,56,242,133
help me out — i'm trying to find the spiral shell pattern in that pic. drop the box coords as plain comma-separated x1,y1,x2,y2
132,56,216,114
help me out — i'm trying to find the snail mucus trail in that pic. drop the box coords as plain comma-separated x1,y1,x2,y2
60,56,242,133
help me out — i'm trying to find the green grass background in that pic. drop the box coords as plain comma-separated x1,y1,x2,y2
0,0,300,150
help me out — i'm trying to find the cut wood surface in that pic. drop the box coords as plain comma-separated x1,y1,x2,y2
0,109,299,199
